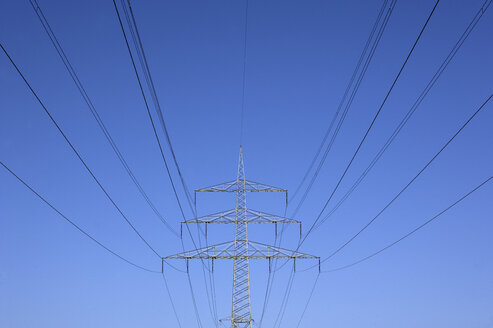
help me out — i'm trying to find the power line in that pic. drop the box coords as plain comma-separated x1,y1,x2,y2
185,222,220,327
257,234,284,328
239,0,250,146
111,7,218,319
115,0,218,281
196,222,220,326
111,0,188,221
257,265,273,327
0,160,160,273
323,173,493,273
180,223,219,327
257,225,289,327
263,3,441,315
111,2,214,326
186,270,205,328
257,226,293,327
271,270,295,328
290,0,395,212
291,0,396,218
299,0,441,247
289,100,491,318
124,0,197,217
317,0,492,229
0,41,161,259
161,272,183,328
317,94,492,264
28,0,179,237
261,1,396,321
293,93,493,274
114,9,217,311
295,273,320,328
269,1,441,302
275,275,296,328
162,258,188,273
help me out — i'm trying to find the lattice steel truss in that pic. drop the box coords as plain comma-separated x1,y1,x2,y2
164,147,319,328
180,208,302,238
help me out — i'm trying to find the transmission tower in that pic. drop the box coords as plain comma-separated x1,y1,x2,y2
164,147,319,328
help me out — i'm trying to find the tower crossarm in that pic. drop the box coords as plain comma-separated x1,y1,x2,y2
181,208,302,238
196,179,286,193
182,208,300,224
163,240,320,272
194,179,288,207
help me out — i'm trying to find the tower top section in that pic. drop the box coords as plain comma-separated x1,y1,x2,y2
195,147,287,195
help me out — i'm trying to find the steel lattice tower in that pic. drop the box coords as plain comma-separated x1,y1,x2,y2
232,148,252,327
164,147,319,328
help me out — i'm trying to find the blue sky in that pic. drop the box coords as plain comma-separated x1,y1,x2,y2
1,0,492,327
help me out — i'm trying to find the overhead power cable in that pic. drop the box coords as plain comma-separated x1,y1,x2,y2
299,0,441,247
112,2,212,326
275,275,296,328
266,10,441,321
323,173,493,273
271,0,440,292
257,226,292,326
113,2,218,317
186,268,205,328
318,0,492,228
0,41,161,259
257,264,273,327
0,161,160,273
290,101,492,323
257,223,292,327
239,0,250,146
196,218,220,326
123,0,196,218
264,0,396,320
290,0,395,214
111,0,188,221
295,273,320,328
113,4,220,324
182,221,219,327
270,270,295,328
316,94,492,265
28,0,179,237
161,272,183,328
115,9,217,310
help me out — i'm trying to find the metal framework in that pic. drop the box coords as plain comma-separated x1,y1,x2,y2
181,208,302,238
164,147,319,328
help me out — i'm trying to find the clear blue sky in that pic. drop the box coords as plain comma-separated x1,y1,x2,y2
1,0,492,327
